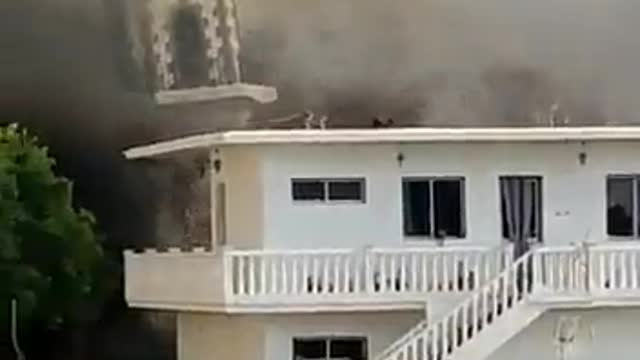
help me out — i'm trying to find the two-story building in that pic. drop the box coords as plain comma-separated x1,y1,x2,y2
124,127,640,360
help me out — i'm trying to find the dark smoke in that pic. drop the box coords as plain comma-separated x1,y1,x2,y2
241,0,640,127
0,1,173,359
3,0,640,358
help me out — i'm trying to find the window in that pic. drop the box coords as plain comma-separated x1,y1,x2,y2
607,175,640,237
500,176,542,242
291,178,365,203
402,177,466,238
293,337,367,360
171,4,209,88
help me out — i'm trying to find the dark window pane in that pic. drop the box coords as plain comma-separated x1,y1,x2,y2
403,180,431,236
433,180,464,238
172,5,209,88
292,180,325,201
330,338,367,360
500,193,509,239
293,339,327,359
637,180,640,237
607,177,634,236
528,179,541,238
328,180,364,201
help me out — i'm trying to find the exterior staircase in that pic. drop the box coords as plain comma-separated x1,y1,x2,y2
375,251,546,360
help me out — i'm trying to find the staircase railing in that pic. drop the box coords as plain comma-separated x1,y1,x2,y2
376,250,535,360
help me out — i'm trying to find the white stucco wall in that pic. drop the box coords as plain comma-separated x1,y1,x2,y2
491,307,640,360
254,141,640,250
177,311,423,360
220,146,265,249
178,313,265,360
265,311,423,360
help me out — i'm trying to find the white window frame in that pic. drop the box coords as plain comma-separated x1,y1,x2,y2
498,175,543,243
401,176,466,240
291,177,366,204
606,174,640,239
292,336,368,360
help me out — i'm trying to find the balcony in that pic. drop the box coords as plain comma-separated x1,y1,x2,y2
124,246,512,313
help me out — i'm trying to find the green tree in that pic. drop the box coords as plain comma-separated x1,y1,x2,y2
0,123,106,333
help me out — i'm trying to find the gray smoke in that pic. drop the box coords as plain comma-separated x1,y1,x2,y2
240,0,640,126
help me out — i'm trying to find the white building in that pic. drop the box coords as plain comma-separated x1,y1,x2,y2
124,127,640,360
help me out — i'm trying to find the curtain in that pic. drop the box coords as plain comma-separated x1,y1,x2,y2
501,177,537,258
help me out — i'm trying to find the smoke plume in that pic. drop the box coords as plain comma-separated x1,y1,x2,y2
2,0,640,358
240,0,640,126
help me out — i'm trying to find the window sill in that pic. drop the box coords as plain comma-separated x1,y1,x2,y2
292,200,366,206
402,237,470,245
605,236,640,242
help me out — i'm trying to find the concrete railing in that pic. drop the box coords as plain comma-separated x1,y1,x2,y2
224,245,511,302
124,247,227,310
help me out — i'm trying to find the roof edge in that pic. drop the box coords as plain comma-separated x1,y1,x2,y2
123,126,640,160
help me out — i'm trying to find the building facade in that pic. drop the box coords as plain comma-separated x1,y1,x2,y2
124,127,640,360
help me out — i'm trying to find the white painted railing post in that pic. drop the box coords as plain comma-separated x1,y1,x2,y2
364,245,374,294
221,245,234,303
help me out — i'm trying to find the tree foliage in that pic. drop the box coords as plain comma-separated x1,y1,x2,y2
0,124,105,331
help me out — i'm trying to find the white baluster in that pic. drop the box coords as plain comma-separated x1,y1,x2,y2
453,253,459,291
492,282,499,319
260,256,267,295
430,326,438,359
451,310,458,348
411,337,419,360
380,255,388,293
270,255,278,294
502,269,509,310
411,253,418,292
301,255,309,294
237,256,245,296
291,257,299,295
281,255,288,295
463,254,470,291
433,254,440,291
312,257,319,294
333,255,340,294
400,254,407,292
473,253,481,290
248,256,256,295
472,294,479,337
632,251,638,290
322,255,330,294
609,252,617,290
621,251,629,290
479,287,486,329
442,318,449,355
598,252,606,291
461,302,468,343
343,254,351,293
443,255,449,292
390,255,397,293
483,253,490,287
421,253,428,292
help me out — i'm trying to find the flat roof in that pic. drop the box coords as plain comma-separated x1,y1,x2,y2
124,126,640,159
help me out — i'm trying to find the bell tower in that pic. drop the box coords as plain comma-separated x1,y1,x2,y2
109,0,277,106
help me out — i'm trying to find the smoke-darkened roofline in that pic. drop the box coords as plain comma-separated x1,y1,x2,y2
124,126,640,159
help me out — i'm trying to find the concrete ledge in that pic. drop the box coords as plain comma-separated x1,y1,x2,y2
154,83,278,105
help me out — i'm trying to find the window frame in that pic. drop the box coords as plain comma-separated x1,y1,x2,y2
291,177,366,204
401,176,467,240
292,336,368,360
606,174,640,239
498,175,543,243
